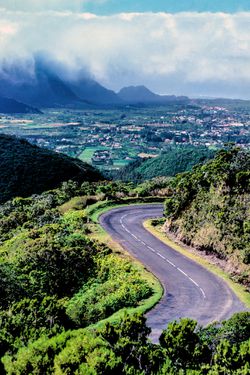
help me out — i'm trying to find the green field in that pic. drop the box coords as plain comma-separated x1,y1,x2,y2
79,148,131,169
113,159,130,167
78,147,99,163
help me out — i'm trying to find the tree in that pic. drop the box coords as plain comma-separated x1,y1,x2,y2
159,319,210,370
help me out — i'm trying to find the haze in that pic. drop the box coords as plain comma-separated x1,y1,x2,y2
0,0,250,98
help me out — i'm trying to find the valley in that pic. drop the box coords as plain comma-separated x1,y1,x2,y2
0,100,249,174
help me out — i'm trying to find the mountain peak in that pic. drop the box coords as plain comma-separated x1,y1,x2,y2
0,59,122,108
118,85,189,104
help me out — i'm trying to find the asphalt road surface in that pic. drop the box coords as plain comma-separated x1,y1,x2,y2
100,204,247,341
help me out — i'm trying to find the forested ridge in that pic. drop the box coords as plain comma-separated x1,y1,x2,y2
114,145,215,182
0,135,102,203
164,147,250,286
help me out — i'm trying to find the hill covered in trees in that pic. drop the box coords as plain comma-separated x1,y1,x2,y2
164,147,250,286
114,145,215,182
0,135,102,203
117,85,189,105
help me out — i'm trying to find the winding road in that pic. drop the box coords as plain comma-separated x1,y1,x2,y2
100,204,247,341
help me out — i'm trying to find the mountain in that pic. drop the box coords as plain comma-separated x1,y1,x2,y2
0,58,191,108
0,96,41,114
0,58,122,108
118,85,189,104
0,134,102,203
114,145,215,182
68,77,122,105
0,60,86,108
164,147,250,286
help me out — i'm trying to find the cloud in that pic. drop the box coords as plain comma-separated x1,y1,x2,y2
0,0,109,12
0,9,249,98
0,0,83,12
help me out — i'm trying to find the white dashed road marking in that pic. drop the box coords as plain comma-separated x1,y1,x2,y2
120,214,206,299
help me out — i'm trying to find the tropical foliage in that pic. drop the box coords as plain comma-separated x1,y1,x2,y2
0,134,102,203
0,181,152,373
114,145,215,182
164,147,250,286
3,312,249,374
0,139,249,374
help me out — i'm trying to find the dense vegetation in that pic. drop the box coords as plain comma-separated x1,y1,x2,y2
2,312,249,374
0,181,153,373
0,175,248,373
164,147,250,286
114,145,215,182
0,138,249,373
0,135,102,203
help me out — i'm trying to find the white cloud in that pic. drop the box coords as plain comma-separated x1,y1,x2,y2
0,0,83,12
0,0,108,12
0,9,249,98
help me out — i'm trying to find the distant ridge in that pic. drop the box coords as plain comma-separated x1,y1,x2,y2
67,77,122,105
0,96,41,114
118,85,189,104
0,57,122,109
114,145,215,182
0,58,191,109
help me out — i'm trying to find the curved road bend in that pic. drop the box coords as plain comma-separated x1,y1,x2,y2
100,204,247,342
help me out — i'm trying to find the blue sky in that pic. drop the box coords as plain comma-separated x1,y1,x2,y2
84,0,250,14
1,0,250,14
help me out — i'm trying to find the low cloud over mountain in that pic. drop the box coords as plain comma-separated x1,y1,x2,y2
0,8,249,98
0,55,122,107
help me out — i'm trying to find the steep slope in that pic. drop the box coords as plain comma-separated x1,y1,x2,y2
118,85,189,104
0,134,102,203
0,60,84,108
68,77,122,105
164,147,250,286
114,145,215,182
0,59,121,108
0,96,41,114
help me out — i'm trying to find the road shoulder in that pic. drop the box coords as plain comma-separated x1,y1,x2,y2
86,215,164,323
144,219,250,309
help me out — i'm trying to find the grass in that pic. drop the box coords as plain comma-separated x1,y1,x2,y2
86,200,118,223
85,197,165,223
113,160,130,167
87,223,163,329
144,219,250,309
59,196,89,214
83,199,165,327
78,147,105,163
55,198,164,332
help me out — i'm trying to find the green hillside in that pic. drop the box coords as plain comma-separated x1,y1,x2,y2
164,147,250,286
0,134,102,203
0,146,248,374
0,180,154,374
114,145,215,182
